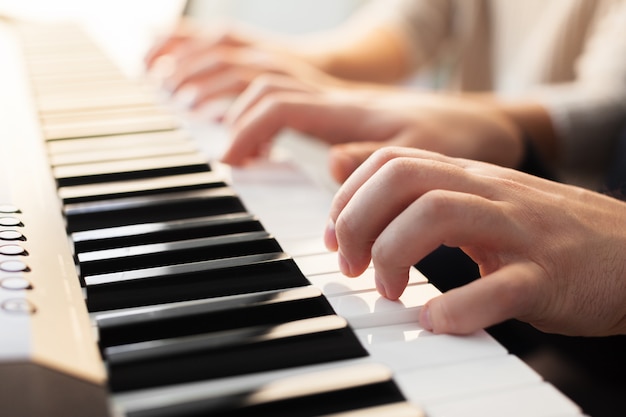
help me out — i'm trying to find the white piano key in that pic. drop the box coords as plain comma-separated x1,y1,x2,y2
47,130,190,154
355,324,507,373
229,161,333,240
49,140,198,166
294,252,341,276
279,235,329,257
395,354,543,405
354,321,436,345
309,267,428,297
327,283,441,329
423,382,582,417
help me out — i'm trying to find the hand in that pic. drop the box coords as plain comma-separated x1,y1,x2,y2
145,20,339,110
223,75,525,181
325,147,626,337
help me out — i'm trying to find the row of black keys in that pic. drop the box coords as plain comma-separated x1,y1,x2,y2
21,23,421,416
49,135,367,394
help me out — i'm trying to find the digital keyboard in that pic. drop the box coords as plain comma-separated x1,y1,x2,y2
0,19,585,417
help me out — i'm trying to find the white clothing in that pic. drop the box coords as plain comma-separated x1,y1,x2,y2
357,0,626,188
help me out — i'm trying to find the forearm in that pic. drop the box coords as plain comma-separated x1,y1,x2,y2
465,94,560,164
295,25,416,84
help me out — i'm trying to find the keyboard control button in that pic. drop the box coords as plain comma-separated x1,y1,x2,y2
0,260,28,272
0,205,20,213
2,298,36,314
0,230,24,241
0,245,26,256
0,217,22,227
1,277,32,290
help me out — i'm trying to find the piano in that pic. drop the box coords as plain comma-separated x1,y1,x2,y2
0,19,585,417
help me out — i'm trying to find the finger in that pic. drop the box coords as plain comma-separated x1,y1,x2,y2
370,189,517,299
420,262,541,334
332,157,497,280
147,21,250,68
325,147,450,251
173,69,258,110
161,50,233,93
328,147,461,226
222,93,313,165
145,34,189,69
328,142,388,183
225,75,316,126
222,95,378,165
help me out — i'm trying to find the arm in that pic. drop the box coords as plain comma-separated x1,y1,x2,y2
466,95,560,163
325,147,626,337
221,75,524,180
144,0,452,107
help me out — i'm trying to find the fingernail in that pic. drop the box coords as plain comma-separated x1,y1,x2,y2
420,304,433,331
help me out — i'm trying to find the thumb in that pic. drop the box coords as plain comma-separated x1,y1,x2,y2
419,262,539,334
329,142,388,183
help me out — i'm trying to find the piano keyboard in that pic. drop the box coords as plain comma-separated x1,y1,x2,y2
0,19,584,417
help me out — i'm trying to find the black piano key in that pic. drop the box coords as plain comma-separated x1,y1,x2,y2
122,364,418,417
198,402,421,417
85,253,310,311
53,154,210,187
64,188,246,233
71,213,263,253
58,171,226,204
77,231,282,276
105,315,368,392
97,286,334,348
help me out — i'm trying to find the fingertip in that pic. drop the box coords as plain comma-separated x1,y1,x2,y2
374,275,388,299
172,86,198,110
337,251,353,277
422,295,459,335
421,289,488,335
419,303,433,332
149,54,178,80
324,218,338,251
328,146,359,183
219,154,238,166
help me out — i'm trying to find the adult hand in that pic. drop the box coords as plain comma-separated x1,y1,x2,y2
144,20,340,110
325,147,626,337
223,76,524,181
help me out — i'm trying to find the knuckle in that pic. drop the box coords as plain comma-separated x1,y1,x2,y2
375,156,419,185
256,94,285,114
250,73,283,91
369,147,405,167
418,189,457,218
